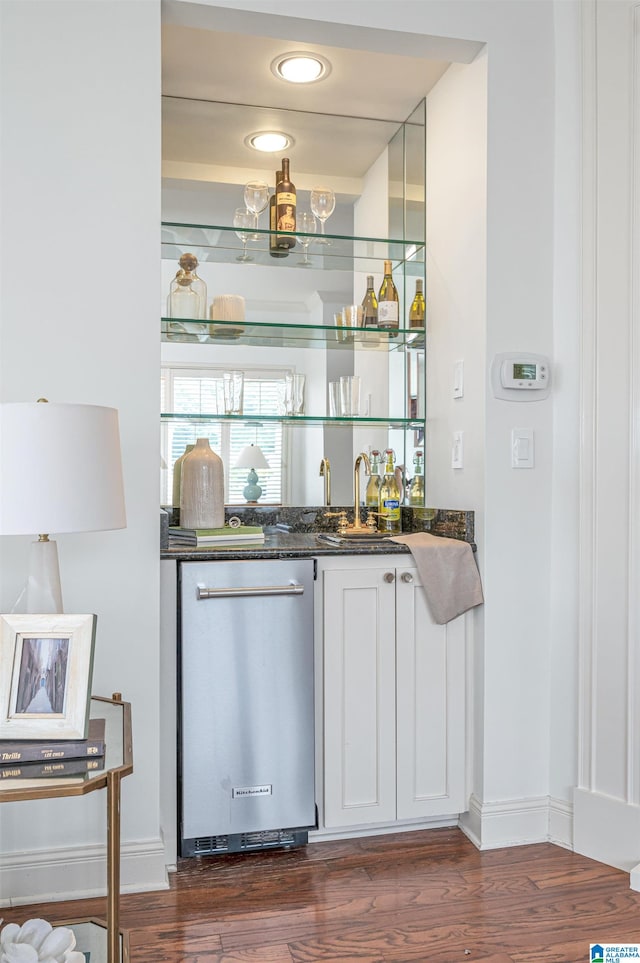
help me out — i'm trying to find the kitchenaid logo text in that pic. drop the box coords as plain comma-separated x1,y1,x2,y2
232,785,272,798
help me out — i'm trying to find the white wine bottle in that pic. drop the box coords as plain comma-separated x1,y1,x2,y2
408,449,425,506
365,449,382,507
269,169,288,258
275,157,296,250
377,260,399,333
361,275,378,328
409,278,425,328
378,448,402,533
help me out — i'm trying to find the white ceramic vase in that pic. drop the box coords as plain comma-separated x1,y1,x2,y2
180,438,224,529
172,443,195,510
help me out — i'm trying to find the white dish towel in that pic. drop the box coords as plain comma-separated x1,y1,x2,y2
390,531,484,624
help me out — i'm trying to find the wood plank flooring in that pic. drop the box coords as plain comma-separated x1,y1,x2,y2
4,828,640,962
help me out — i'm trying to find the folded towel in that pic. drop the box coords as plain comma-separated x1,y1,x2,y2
390,532,484,624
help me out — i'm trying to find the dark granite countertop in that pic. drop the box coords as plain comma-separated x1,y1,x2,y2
160,506,476,562
161,531,413,562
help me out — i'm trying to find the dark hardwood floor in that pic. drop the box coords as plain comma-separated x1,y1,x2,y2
4,828,640,962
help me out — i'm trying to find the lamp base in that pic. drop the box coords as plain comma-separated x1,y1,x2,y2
25,538,63,613
243,468,263,503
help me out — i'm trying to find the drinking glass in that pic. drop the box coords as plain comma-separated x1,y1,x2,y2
223,370,244,414
243,180,270,238
284,373,305,415
328,381,341,417
296,211,317,266
310,187,335,242
233,208,255,262
340,375,361,417
342,305,364,340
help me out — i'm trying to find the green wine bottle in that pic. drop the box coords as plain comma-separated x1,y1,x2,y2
378,448,401,533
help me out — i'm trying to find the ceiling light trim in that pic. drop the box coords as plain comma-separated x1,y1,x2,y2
245,130,294,153
271,51,331,85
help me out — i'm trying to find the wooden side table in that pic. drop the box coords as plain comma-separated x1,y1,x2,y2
0,693,133,963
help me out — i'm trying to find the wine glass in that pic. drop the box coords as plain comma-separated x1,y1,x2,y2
296,211,317,266
243,180,270,239
233,208,255,262
310,187,336,243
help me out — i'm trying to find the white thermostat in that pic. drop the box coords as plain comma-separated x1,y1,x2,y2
491,352,551,401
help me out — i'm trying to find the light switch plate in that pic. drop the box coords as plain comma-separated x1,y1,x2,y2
451,431,464,469
453,360,464,399
511,428,534,468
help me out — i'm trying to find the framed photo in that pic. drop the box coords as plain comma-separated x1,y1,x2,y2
0,613,97,740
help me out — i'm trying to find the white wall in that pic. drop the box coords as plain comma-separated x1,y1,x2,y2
548,0,582,843
0,0,165,900
425,50,488,807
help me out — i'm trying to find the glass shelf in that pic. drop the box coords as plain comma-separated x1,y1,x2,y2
161,412,423,430
161,316,425,351
161,222,425,274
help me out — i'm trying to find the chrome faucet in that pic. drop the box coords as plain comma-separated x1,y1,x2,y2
353,452,371,530
319,457,331,506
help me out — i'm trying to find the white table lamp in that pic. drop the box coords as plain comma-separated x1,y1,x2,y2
0,401,126,613
234,444,270,504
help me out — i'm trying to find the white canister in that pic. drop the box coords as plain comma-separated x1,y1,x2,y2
180,438,224,529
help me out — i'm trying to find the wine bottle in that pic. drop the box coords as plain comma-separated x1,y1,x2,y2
361,275,378,328
275,157,296,250
377,260,399,333
408,450,425,506
378,448,402,533
269,170,288,258
409,278,425,328
365,449,382,507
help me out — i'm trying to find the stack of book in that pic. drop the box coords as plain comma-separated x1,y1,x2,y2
0,717,106,786
169,525,265,546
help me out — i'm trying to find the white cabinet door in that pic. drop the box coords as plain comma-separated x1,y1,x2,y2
323,565,397,828
395,563,467,820
322,559,467,831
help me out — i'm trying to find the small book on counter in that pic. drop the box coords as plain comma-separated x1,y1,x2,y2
0,755,105,781
169,525,265,545
0,717,106,765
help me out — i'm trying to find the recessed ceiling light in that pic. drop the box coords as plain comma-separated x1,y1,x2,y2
271,51,331,85
245,131,294,153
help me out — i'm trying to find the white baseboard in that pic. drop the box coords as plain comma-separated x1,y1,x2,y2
0,836,169,907
309,816,459,844
549,795,573,850
459,793,573,850
574,787,640,874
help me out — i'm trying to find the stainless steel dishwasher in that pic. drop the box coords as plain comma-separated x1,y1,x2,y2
178,557,316,856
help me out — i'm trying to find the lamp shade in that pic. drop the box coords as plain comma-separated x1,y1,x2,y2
234,444,270,470
0,402,126,535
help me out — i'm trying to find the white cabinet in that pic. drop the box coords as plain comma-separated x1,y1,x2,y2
318,555,468,831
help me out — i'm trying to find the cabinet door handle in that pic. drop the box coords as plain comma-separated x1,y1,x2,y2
383,572,395,583
401,572,414,584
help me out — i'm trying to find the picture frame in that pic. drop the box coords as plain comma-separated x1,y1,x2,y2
0,613,97,740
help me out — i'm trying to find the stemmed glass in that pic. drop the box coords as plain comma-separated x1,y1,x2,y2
233,208,255,262
243,180,270,239
310,187,336,243
296,211,317,266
